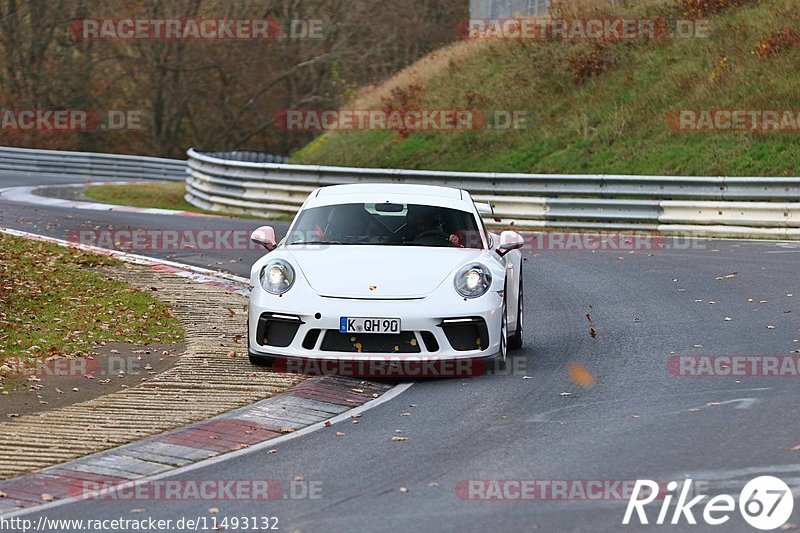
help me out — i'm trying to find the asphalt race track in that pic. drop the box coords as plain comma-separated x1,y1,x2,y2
2,173,800,532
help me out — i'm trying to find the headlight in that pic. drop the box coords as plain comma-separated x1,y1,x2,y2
260,259,295,295
454,263,492,298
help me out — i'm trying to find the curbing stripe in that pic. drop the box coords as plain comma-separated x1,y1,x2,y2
0,228,411,516
0,181,220,218
0,380,411,516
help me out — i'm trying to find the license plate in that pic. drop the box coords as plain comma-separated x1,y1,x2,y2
340,317,401,334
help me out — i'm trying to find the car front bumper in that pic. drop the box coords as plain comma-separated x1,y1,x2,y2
248,285,505,374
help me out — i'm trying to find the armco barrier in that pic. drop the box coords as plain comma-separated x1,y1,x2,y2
185,149,800,239
0,146,186,181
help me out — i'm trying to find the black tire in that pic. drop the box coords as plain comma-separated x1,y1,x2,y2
249,353,275,367
495,294,508,372
508,270,524,350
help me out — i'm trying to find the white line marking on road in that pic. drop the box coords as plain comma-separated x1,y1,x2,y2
0,181,218,217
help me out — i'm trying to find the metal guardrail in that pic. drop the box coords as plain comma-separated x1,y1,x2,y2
199,151,289,164
0,146,186,181
185,149,800,239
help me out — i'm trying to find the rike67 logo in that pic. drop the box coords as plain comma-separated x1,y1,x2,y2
623,476,794,530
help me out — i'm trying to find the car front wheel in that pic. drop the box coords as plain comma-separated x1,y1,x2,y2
508,272,523,350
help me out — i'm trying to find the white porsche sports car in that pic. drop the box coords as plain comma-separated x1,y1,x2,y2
247,183,524,376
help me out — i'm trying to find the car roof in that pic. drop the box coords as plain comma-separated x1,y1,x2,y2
315,183,464,200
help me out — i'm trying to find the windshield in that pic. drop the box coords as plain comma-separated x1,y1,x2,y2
286,202,483,248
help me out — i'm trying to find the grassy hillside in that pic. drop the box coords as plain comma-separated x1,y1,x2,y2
292,0,800,176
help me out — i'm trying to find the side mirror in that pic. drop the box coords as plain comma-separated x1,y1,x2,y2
497,230,524,257
476,202,494,216
251,226,277,251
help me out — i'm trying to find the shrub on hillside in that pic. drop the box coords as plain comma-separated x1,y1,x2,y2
380,83,426,137
753,28,800,58
676,0,756,19
566,43,618,84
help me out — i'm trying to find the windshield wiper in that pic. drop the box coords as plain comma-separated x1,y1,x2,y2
292,240,348,245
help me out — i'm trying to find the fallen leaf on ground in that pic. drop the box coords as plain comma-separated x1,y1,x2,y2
567,363,595,389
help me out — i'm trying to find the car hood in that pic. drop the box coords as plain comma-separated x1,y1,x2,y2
285,245,486,299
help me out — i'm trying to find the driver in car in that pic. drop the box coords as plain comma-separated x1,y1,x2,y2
405,205,464,247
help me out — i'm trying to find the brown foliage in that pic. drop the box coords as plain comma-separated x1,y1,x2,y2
566,43,617,84
675,0,756,19
754,28,800,59
0,0,467,157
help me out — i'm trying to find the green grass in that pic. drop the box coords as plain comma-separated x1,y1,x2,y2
0,233,185,371
292,0,800,176
84,182,293,220
83,182,219,214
